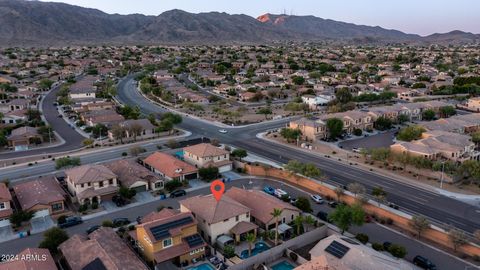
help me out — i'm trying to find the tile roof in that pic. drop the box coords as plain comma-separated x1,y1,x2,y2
59,227,148,270
225,187,300,225
66,165,117,184
230,221,258,235
0,248,57,270
77,185,119,202
144,152,198,179
180,194,250,224
183,143,229,158
104,159,161,188
13,176,65,211
0,183,12,202
139,210,196,243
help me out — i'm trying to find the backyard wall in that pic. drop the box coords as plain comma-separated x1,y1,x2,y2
245,163,480,258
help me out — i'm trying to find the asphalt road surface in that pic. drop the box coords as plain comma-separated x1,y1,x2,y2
0,82,86,161
116,75,480,235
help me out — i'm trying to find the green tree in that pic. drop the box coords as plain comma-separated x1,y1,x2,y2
397,114,410,124
92,124,108,138
10,210,34,227
448,229,468,252
38,79,54,90
328,204,365,234
111,125,126,143
292,76,306,85
388,244,407,258
293,215,304,235
455,160,480,185
280,128,302,143
246,233,257,257
471,131,480,147
397,125,426,142
370,148,391,162
231,149,248,161
257,107,272,119
198,166,219,181
303,163,323,178
374,117,393,131
326,118,344,139
409,215,431,239
304,215,316,232
271,208,283,246
439,106,456,118
119,186,137,200
223,245,235,258
335,88,353,104
422,109,436,121
295,197,313,213
38,227,69,254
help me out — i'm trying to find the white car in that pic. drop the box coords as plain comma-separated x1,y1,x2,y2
274,188,289,199
218,129,228,134
310,194,324,204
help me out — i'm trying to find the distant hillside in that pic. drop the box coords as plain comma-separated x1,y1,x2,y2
0,0,478,46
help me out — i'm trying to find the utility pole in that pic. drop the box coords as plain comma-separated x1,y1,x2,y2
440,161,445,189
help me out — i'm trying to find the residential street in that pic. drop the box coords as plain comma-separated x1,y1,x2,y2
0,178,472,270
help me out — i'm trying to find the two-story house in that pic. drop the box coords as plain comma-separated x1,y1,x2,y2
135,208,207,267
183,143,232,173
65,165,119,204
0,183,13,220
13,176,66,215
180,194,254,245
289,118,327,141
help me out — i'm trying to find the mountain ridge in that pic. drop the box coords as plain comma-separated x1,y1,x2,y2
0,0,478,46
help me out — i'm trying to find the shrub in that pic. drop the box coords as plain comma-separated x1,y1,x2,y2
388,244,407,258
164,180,182,192
102,220,114,227
223,245,235,259
91,202,98,209
355,233,369,244
372,242,384,251
128,225,135,231
121,152,127,157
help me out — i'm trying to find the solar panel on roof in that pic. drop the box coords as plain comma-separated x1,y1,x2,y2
185,234,205,248
150,216,193,240
324,240,350,259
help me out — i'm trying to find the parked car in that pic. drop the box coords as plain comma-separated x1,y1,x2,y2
388,203,400,210
413,255,436,270
112,195,126,207
218,129,228,134
86,225,101,234
58,216,83,228
310,194,324,204
170,189,187,198
274,188,288,199
316,211,329,222
289,198,298,205
263,186,275,195
328,201,338,208
113,218,131,227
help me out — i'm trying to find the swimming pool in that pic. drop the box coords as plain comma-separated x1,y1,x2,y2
271,261,295,270
186,263,215,270
240,241,270,259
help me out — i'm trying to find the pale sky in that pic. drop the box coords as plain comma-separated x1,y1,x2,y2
39,0,480,36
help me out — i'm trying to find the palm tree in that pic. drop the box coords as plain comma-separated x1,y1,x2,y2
293,215,304,235
304,215,315,232
271,208,283,246
245,233,256,257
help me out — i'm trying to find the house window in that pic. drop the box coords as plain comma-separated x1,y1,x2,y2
291,215,294,220
51,203,63,212
163,238,173,248
246,213,250,218
236,215,239,222
99,181,104,188
109,179,113,185
88,183,91,187
0,202,5,210
81,184,84,188
154,182,163,189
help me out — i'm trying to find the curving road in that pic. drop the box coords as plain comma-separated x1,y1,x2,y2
117,75,480,235
0,82,86,162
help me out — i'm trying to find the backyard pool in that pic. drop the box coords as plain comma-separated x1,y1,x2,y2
240,241,270,259
271,260,295,270
186,263,216,270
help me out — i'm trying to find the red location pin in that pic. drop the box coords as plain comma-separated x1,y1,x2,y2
210,180,225,202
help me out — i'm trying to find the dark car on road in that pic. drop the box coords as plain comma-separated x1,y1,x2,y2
113,218,130,227
58,216,83,228
316,211,330,222
112,195,126,207
413,255,436,270
86,225,101,234
170,190,187,198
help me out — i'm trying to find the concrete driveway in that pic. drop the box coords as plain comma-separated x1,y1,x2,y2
0,220,15,242
339,130,397,151
134,191,155,203
101,201,119,212
30,215,55,234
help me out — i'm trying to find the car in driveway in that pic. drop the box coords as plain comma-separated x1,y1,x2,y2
310,194,324,204
170,189,187,198
218,129,228,134
263,186,275,195
58,216,83,228
86,225,101,234
113,218,131,227
413,255,436,270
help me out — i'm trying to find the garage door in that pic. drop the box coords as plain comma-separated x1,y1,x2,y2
218,164,232,173
132,185,148,193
